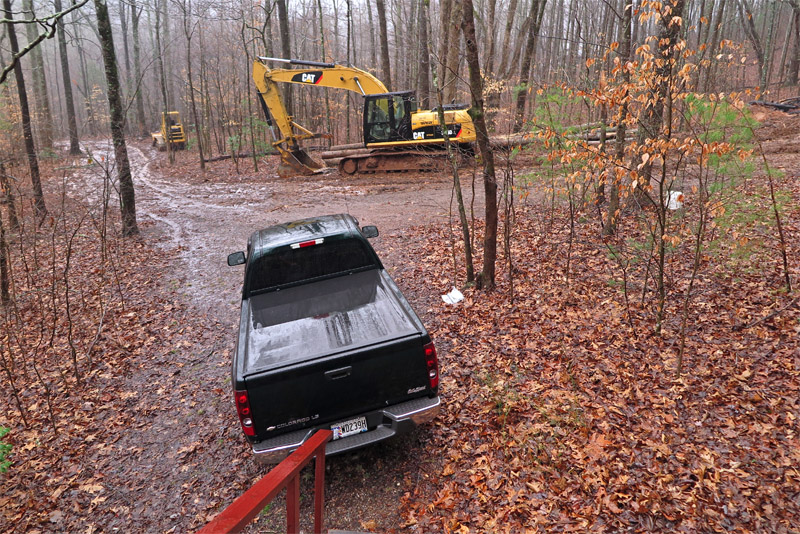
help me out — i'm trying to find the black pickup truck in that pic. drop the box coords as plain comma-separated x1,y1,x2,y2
227,214,440,463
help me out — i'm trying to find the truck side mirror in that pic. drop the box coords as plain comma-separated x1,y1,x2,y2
227,251,246,266
361,225,379,238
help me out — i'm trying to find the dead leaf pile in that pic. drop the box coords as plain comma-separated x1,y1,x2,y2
398,184,800,532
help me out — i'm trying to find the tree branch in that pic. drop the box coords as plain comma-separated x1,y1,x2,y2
0,0,90,85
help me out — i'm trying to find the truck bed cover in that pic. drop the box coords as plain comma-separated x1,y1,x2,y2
243,269,421,375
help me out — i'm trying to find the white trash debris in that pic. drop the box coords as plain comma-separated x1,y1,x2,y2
667,191,684,210
442,287,464,305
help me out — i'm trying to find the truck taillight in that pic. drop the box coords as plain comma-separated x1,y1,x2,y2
234,390,255,437
423,342,439,389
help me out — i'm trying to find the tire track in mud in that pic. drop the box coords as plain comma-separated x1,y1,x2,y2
58,140,489,532
126,144,267,315
67,142,486,321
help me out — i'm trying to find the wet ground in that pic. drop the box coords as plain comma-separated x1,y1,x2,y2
62,141,485,532
111,144,481,318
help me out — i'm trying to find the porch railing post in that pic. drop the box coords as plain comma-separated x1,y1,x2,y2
197,429,332,534
287,475,300,533
314,446,326,534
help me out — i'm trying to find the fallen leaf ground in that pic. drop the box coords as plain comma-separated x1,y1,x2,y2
2,108,799,532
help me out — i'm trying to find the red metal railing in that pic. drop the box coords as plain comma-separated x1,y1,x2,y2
198,429,333,534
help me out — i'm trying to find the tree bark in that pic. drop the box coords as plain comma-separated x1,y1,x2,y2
443,0,462,103
513,0,547,131
0,201,9,305
376,0,393,91
131,0,147,137
54,0,80,155
738,0,767,92
496,0,519,78
483,0,497,74
94,0,139,236
22,0,54,149
3,0,47,222
184,0,205,170
277,0,294,116
417,0,431,108
787,1,800,84
604,0,633,237
366,0,377,69
703,0,728,91
636,0,686,191
117,0,131,81
0,161,20,231
155,0,174,163
462,0,498,290
438,0,452,85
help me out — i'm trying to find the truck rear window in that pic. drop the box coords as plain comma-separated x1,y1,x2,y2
247,238,377,294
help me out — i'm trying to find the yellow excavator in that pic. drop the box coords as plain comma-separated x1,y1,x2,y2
252,57,476,175
151,111,187,151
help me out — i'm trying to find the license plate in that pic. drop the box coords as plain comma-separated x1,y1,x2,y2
331,416,368,440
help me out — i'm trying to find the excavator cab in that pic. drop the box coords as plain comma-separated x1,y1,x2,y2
364,92,416,144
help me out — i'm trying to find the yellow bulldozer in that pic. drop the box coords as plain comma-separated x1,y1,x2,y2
151,111,187,151
252,57,476,175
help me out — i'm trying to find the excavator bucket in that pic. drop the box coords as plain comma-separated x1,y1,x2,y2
277,148,327,177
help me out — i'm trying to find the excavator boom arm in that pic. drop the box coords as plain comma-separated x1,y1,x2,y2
253,58,388,97
252,58,390,175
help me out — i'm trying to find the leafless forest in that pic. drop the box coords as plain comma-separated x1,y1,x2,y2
2,0,800,532
2,0,799,156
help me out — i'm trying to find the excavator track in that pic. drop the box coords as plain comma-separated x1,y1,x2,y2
334,149,472,175
338,150,441,174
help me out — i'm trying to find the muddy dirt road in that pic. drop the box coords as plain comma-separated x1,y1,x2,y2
130,144,479,317
65,142,483,532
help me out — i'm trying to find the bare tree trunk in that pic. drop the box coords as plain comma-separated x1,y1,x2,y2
738,0,767,92
513,0,547,131
377,0,393,91
366,1,377,69
22,0,54,149
496,0,519,78
443,0,462,102
185,1,205,170
762,0,779,91
54,0,80,155
604,0,633,237
428,8,473,284
117,0,131,82
787,1,800,85
277,0,293,116
95,0,139,236
316,0,334,139
703,0,728,91
462,0,498,290
417,0,431,109
0,206,9,305
0,162,19,231
636,0,686,191
3,0,47,222
483,0,497,74
131,0,147,137
155,0,174,163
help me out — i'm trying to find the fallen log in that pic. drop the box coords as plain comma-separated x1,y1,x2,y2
319,148,372,160
203,151,274,163
749,100,798,112
325,142,364,152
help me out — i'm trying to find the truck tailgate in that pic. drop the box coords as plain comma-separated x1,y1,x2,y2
246,334,431,437
241,268,433,438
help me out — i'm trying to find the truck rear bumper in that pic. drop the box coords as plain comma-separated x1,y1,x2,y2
251,395,440,464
